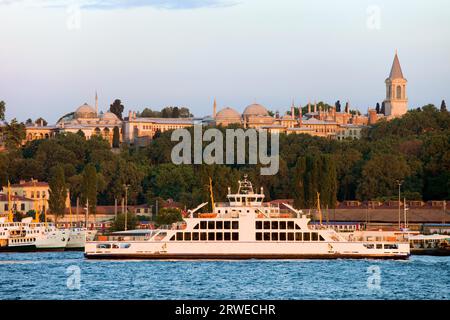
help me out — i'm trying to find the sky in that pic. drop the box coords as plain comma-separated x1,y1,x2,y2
0,0,449,123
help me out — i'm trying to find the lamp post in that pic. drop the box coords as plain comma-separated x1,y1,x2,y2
123,184,130,231
396,179,403,229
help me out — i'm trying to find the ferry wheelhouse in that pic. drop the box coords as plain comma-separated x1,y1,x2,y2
85,177,410,260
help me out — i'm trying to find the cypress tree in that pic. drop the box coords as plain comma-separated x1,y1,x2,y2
293,156,306,209
380,101,386,115
48,165,67,223
112,126,120,148
441,100,447,112
376,103,380,114
81,163,97,214
304,154,320,207
319,155,337,209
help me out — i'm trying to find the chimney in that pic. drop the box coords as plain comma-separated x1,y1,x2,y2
368,108,377,125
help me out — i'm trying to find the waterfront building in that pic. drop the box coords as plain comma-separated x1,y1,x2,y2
1,179,70,215
122,110,194,144
0,193,34,218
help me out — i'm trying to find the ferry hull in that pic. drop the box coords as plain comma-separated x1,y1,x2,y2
84,252,409,260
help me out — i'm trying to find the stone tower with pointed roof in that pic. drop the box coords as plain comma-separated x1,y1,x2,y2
384,51,408,118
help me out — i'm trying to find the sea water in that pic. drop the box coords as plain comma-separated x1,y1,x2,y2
0,252,448,300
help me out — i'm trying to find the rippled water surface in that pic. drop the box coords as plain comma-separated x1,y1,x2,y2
0,252,448,300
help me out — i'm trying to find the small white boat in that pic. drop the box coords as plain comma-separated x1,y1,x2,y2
0,217,68,252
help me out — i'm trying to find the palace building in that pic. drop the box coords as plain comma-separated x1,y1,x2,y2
18,52,407,146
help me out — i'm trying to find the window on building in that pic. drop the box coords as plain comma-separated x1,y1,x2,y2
192,232,199,241
287,221,294,230
280,221,286,229
295,233,302,241
224,232,231,241
208,221,215,229
263,221,270,229
271,221,278,229
176,232,183,241
208,232,215,241
200,221,207,229
232,221,239,229
271,233,278,241
184,233,191,241
200,233,207,241
304,233,311,241
232,233,239,241
216,232,223,241
288,232,294,241
256,232,262,241
216,221,223,229
255,221,262,230
224,221,231,229
279,233,286,241
264,232,270,241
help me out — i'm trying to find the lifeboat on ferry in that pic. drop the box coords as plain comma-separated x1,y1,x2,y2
198,213,217,218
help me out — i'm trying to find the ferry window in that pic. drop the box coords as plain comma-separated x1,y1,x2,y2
200,233,207,241
271,233,278,241
312,233,318,241
200,221,207,229
263,221,270,229
194,224,199,229
304,233,311,241
208,221,215,229
208,232,215,241
364,244,374,249
376,244,382,249
120,244,131,249
224,232,231,241
280,233,286,241
280,221,287,229
256,232,262,241
264,232,270,241
176,232,183,241
232,221,239,229
271,221,278,229
295,224,301,230
256,221,262,229
232,233,239,241
288,232,294,241
216,232,223,241
319,235,325,241
97,244,111,249
192,232,199,241
384,244,398,250
184,233,191,241
224,221,231,229
295,233,302,241
288,221,294,230
216,221,223,229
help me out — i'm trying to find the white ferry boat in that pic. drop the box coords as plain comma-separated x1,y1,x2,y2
0,217,69,252
66,228,97,250
85,176,410,260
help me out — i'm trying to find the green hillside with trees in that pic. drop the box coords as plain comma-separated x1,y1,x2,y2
0,103,448,216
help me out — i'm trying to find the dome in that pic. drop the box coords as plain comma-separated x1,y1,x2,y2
243,103,268,117
75,103,97,118
101,112,119,121
215,107,241,120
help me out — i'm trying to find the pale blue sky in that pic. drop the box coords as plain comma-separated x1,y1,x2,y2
1,0,449,122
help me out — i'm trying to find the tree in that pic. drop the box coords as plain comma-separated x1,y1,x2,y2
335,100,341,112
380,102,386,115
155,207,182,226
0,100,5,121
441,100,447,112
112,126,120,148
76,129,85,138
292,157,306,208
319,155,337,209
48,165,67,223
110,99,124,120
35,117,48,126
110,212,138,231
376,103,380,114
25,118,33,126
81,163,98,214
172,106,180,118
4,118,26,149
